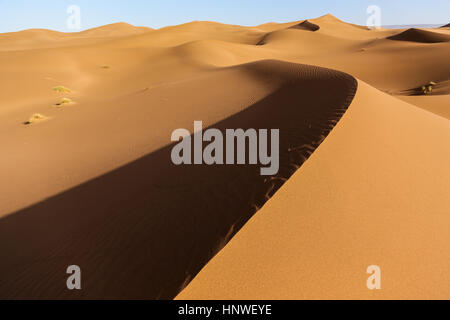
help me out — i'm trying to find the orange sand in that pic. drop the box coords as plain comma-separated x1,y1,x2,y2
0,14,449,299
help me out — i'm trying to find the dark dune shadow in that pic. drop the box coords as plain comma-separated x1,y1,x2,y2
0,60,357,299
256,20,320,46
387,28,450,43
289,20,320,32
396,80,450,96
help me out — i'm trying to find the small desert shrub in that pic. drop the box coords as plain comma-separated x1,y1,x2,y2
421,81,436,95
56,97,73,106
100,65,111,69
25,113,46,125
53,86,72,93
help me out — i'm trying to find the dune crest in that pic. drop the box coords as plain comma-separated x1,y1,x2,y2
0,22,152,51
0,60,357,299
177,81,450,300
312,13,370,31
79,22,152,37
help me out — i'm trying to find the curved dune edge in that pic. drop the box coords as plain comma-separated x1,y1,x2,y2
387,28,450,43
0,60,357,299
177,80,450,300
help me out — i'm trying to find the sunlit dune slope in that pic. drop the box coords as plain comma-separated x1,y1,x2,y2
396,95,450,120
177,81,450,300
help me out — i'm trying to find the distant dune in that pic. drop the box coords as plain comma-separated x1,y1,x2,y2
388,28,450,43
0,14,449,300
78,22,152,36
0,22,152,51
383,24,443,29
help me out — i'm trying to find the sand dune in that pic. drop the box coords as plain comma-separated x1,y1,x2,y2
0,14,449,300
0,61,357,299
78,22,152,37
103,21,265,48
177,81,450,300
0,22,152,51
388,28,450,43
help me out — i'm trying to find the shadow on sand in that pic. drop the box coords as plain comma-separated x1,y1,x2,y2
0,61,357,299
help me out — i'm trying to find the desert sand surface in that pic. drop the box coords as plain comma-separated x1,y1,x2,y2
0,14,449,299
177,81,450,300
397,95,450,120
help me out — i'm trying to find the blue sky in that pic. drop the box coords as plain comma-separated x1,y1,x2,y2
0,0,449,33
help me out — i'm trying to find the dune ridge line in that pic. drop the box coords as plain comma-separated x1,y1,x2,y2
0,60,357,299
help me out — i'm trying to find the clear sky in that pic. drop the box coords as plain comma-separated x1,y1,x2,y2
0,0,449,33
